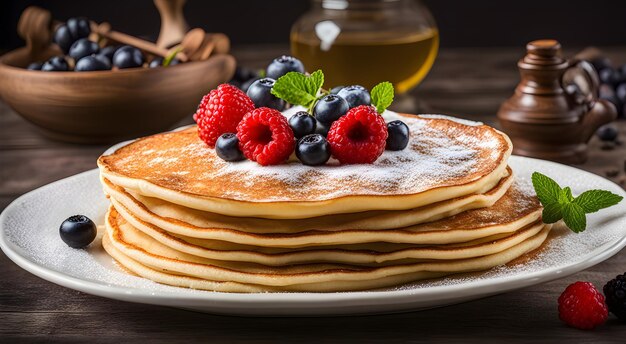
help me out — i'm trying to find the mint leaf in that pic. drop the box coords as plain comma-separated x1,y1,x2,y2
563,187,574,202
541,202,563,224
371,82,394,114
573,190,624,213
562,202,587,233
531,172,563,206
271,71,324,109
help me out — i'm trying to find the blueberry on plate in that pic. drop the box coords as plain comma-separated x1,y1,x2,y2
41,56,70,71
66,17,91,41
246,78,286,111
112,45,145,69
329,85,344,95
98,45,119,62
337,85,371,108
296,134,331,166
386,120,410,150
75,55,111,71
313,94,349,125
596,124,619,142
52,25,74,54
69,38,100,61
289,111,317,139
216,133,245,161
26,62,43,70
59,215,97,248
266,55,305,80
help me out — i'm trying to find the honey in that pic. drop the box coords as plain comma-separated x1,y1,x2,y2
291,29,439,93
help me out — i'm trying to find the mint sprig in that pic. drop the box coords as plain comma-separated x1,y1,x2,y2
531,172,623,233
371,81,394,114
271,70,324,111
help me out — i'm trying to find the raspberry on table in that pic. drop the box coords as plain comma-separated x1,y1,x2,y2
326,105,388,164
236,107,295,166
194,84,255,147
558,281,608,330
603,272,626,321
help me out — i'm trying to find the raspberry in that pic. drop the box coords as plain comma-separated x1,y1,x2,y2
194,84,255,147
558,281,608,330
603,272,626,321
326,105,388,164
236,107,295,165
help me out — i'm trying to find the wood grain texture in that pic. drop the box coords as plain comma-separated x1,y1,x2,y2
1,46,625,343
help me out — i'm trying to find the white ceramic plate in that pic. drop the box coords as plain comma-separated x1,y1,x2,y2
1,156,625,316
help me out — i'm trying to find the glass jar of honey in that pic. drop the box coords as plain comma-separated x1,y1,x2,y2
291,0,438,94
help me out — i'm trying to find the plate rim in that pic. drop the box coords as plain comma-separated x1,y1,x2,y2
1,156,625,310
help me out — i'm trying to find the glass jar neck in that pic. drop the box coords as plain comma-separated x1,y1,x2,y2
315,0,405,11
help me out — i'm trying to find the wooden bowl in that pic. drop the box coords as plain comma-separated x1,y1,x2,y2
0,48,235,143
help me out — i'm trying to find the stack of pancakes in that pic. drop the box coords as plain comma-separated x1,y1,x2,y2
97,111,550,292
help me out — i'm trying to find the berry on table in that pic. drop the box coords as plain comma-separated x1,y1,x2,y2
26,62,43,70
246,78,286,111
112,46,145,69
194,83,255,147
266,55,305,80
313,94,349,125
75,55,111,72
558,281,608,330
296,134,331,166
68,38,100,61
289,111,317,139
386,120,410,150
603,272,626,321
337,85,372,109
596,124,619,142
59,215,97,248
327,105,388,164
215,133,245,162
236,107,295,165
41,56,69,72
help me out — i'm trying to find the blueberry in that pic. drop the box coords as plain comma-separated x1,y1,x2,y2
296,134,331,166
41,56,69,71
386,120,410,150
596,124,619,142
599,68,620,86
98,45,119,62
266,55,305,80
313,94,349,124
215,133,245,161
616,83,626,104
330,86,344,95
289,111,316,139
66,17,91,41
53,25,74,54
26,62,43,70
149,56,181,68
246,78,286,111
590,57,612,72
233,66,260,83
241,77,259,93
315,120,330,137
59,215,97,248
69,38,99,61
337,85,371,108
112,45,145,69
75,55,111,71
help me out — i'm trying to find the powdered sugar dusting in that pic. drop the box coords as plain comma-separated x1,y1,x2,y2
102,108,509,202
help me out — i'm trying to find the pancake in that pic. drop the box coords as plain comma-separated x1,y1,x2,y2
101,167,513,234
98,112,512,219
103,210,551,292
106,178,540,248
106,205,546,266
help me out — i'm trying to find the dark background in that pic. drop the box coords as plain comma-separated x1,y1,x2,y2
1,0,625,50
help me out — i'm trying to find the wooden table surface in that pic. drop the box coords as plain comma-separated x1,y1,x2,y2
1,46,625,343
